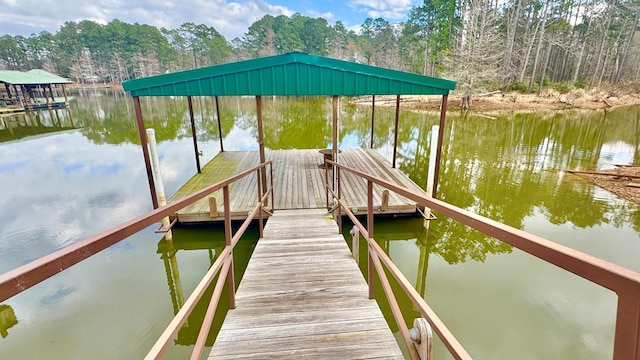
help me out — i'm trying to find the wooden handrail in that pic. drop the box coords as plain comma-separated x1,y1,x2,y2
147,165,274,360
325,159,640,294
145,247,231,359
1,161,274,360
0,161,273,302
326,158,640,360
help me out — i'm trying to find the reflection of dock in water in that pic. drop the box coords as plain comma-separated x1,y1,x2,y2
156,226,257,347
0,107,76,143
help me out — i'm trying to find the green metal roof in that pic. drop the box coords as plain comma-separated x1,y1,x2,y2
122,52,456,97
0,70,72,85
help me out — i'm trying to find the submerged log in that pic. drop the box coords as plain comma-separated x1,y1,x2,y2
567,170,640,179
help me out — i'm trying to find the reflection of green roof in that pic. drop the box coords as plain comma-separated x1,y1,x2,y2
0,69,72,85
123,52,456,97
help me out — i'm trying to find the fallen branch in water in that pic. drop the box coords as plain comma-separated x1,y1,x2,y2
567,170,640,179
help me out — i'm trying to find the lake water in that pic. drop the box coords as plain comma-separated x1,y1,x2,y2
1,91,639,359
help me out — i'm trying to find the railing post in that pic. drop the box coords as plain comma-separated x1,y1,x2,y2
367,180,375,299
270,162,274,210
337,166,342,233
613,292,640,360
257,168,264,238
324,161,330,209
350,226,359,264
223,185,236,309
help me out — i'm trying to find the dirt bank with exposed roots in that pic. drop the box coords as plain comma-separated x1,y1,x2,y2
352,88,640,112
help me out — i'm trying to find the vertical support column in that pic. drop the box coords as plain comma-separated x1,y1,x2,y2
392,95,400,168
134,96,159,209
187,96,202,173
332,96,339,192
20,86,28,107
370,95,376,149
147,128,173,241
337,167,342,233
613,292,640,360
223,186,236,309
351,226,360,264
432,95,448,198
215,96,224,152
257,169,264,238
61,84,69,103
48,85,55,103
256,96,267,196
270,162,275,211
367,180,375,299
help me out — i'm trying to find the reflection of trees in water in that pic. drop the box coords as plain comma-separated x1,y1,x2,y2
74,93,237,145
395,108,640,237
261,97,332,149
0,304,18,338
71,93,640,236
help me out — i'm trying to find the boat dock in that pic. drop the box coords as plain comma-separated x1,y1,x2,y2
170,148,428,223
208,208,404,359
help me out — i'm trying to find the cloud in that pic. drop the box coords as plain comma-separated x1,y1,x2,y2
306,10,335,21
0,0,295,39
349,0,413,19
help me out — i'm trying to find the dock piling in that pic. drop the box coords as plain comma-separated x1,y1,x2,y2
146,128,172,240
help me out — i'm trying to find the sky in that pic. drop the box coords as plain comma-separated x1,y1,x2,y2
0,0,422,40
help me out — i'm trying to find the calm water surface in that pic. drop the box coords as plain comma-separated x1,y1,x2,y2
1,91,639,359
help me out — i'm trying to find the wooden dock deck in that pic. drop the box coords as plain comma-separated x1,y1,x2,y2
208,209,404,359
170,148,427,223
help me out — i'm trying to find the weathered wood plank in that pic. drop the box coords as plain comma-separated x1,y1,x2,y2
208,209,403,359
172,149,426,222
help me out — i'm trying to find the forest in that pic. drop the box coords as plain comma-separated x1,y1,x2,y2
1,0,639,104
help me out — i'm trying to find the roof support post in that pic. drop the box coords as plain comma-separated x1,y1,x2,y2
370,95,375,149
392,95,400,168
256,96,267,196
187,96,202,173
215,96,224,152
19,86,28,107
61,84,68,103
50,85,56,103
133,96,159,209
47,85,53,103
432,95,448,198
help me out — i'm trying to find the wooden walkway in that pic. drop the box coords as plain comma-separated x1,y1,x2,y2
208,209,404,359
170,148,427,223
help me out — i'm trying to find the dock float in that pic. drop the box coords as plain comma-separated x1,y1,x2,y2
170,148,428,223
208,209,404,359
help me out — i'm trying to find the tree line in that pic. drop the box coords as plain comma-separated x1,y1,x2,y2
1,0,638,104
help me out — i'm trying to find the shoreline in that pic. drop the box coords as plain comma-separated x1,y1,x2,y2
352,90,640,112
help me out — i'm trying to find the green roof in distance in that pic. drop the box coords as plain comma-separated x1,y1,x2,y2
122,52,456,97
0,69,72,85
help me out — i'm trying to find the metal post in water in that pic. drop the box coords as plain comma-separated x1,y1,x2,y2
425,125,439,218
146,128,172,241
392,95,400,168
370,95,375,149
133,97,159,209
432,95,448,198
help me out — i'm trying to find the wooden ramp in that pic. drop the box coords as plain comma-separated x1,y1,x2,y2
170,148,427,223
208,209,404,359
